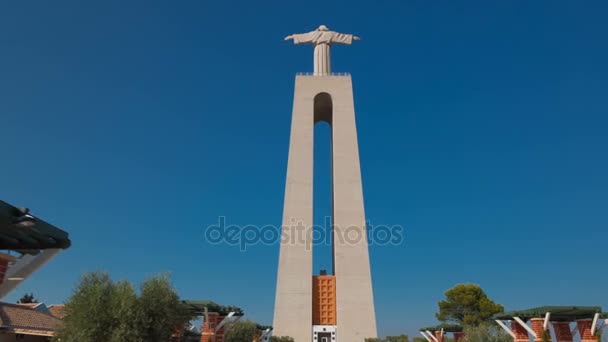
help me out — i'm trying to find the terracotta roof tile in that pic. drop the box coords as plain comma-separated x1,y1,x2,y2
48,304,66,319
0,302,60,336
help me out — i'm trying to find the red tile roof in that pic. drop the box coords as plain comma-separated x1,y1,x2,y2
48,304,66,319
0,302,61,336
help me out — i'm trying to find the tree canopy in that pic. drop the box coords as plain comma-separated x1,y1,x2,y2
269,337,295,342
464,324,512,342
224,320,259,342
17,292,38,304
435,284,504,326
53,272,193,342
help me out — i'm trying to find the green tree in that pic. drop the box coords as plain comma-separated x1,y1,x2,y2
17,292,38,304
54,272,117,342
108,281,140,342
464,324,512,342
224,320,258,342
436,284,504,326
53,272,192,342
137,274,191,342
269,337,295,342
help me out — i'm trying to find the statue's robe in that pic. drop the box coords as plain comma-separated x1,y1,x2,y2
291,31,355,75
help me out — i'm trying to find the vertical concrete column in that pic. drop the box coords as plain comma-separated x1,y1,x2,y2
453,332,465,342
215,316,226,342
200,313,215,342
511,320,531,342
201,313,224,342
576,319,595,342
530,318,551,342
552,322,573,342
273,75,377,341
0,248,60,298
273,76,315,342
330,75,377,341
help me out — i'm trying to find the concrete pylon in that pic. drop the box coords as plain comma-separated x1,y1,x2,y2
576,319,595,342
552,322,573,342
530,318,551,342
272,74,377,342
511,320,530,342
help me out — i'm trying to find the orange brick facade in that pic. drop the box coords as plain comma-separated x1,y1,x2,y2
201,313,226,342
552,322,573,342
511,320,531,342
530,318,551,342
502,318,598,342
312,275,337,325
576,319,595,342
453,332,465,342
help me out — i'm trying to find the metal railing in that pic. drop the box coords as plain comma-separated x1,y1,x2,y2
296,72,350,76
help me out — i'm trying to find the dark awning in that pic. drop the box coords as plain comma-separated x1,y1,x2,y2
0,200,71,250
419,324,463,332
181,300,244,317
494,306,604,322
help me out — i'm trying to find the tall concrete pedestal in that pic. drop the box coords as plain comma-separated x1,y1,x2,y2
273,75,377,342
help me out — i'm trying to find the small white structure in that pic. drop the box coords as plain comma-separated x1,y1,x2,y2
313,325,337,342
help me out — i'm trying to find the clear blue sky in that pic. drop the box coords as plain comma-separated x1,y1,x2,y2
1,0,607,337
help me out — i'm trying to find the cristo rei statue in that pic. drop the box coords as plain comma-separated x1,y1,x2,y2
285,25,360,76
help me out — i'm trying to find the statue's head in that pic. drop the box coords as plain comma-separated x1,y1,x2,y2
317,25,329,31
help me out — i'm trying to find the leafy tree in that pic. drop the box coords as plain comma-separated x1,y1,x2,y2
269,337,295,342
464,324,512,342
108,280,140,342
54,272,118,342
137,274,192,342
224,320,258,342
17,292,38,304
53,272,193,342
436,284,504,326
412,338,427,342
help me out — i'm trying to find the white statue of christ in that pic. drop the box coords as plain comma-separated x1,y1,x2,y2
285,25,360,76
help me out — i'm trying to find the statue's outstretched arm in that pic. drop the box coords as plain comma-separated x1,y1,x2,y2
285,32,314,44
331,32,360,45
